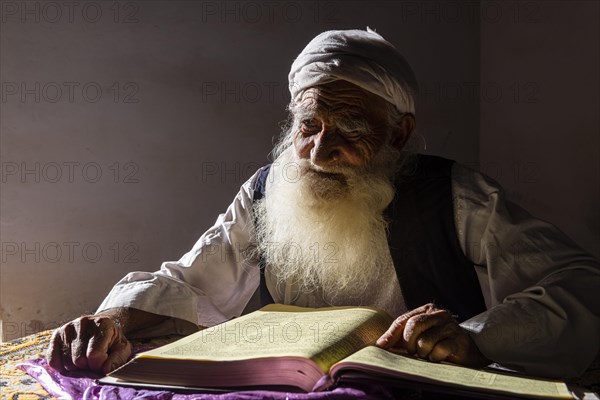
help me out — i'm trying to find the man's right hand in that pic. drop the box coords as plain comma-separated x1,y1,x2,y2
46,313,132,375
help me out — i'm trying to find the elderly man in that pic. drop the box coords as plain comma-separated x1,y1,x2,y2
47,29,599,380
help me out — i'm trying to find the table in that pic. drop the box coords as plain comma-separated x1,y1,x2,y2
2,330,599,399
1,330,396,399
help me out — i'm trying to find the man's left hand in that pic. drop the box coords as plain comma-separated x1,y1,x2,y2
375,303,490,368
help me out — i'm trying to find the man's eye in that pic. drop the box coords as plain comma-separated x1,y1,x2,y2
301,119,321,133
342,130,362,139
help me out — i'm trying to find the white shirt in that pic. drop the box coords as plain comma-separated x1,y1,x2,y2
97,162,600,378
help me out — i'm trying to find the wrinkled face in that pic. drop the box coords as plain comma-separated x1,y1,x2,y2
291,81,392,172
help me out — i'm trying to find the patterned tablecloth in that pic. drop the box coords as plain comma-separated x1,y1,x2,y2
2,329,599,399
0,330,179,400
1,329,54,399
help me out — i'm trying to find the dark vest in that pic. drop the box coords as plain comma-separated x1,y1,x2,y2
252,155,486,322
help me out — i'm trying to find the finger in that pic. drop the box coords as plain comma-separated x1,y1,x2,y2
376,316,409,349
404,309,453,354
71,318,92,370
428,338,458,363
101,335,132,375
376,303,437,349
61,324,78,371
46,329,66,372
86,318,118,372
415,321,460,359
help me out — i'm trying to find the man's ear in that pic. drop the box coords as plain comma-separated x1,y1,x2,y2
390,113,416,151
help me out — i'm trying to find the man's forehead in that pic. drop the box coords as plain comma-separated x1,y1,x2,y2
295,81,389,121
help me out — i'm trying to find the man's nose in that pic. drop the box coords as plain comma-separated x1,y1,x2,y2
310,128,344,166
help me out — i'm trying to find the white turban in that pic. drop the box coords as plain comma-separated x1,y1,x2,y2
288,28,418,114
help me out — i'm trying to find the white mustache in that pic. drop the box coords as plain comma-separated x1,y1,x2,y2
297,158,358,179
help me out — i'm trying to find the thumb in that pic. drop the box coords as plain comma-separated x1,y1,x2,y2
101,336,132,375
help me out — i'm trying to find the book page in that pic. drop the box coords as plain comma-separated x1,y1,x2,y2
331,346,572,399
139,304,393,373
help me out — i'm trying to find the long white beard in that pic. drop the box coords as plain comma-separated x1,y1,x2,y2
254,147,397,305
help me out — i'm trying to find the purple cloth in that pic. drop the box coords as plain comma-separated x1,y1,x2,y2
18,358,398,400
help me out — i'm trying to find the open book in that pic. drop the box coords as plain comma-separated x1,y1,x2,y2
101,304,573,399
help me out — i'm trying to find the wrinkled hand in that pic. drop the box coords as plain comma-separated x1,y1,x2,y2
376,303,489,367
46,314,131,375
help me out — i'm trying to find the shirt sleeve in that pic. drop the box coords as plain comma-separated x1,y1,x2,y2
96,171,262,333
452,163,600,378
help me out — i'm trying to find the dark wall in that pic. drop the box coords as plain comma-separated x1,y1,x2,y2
481,0,599,258
1,0,596,340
